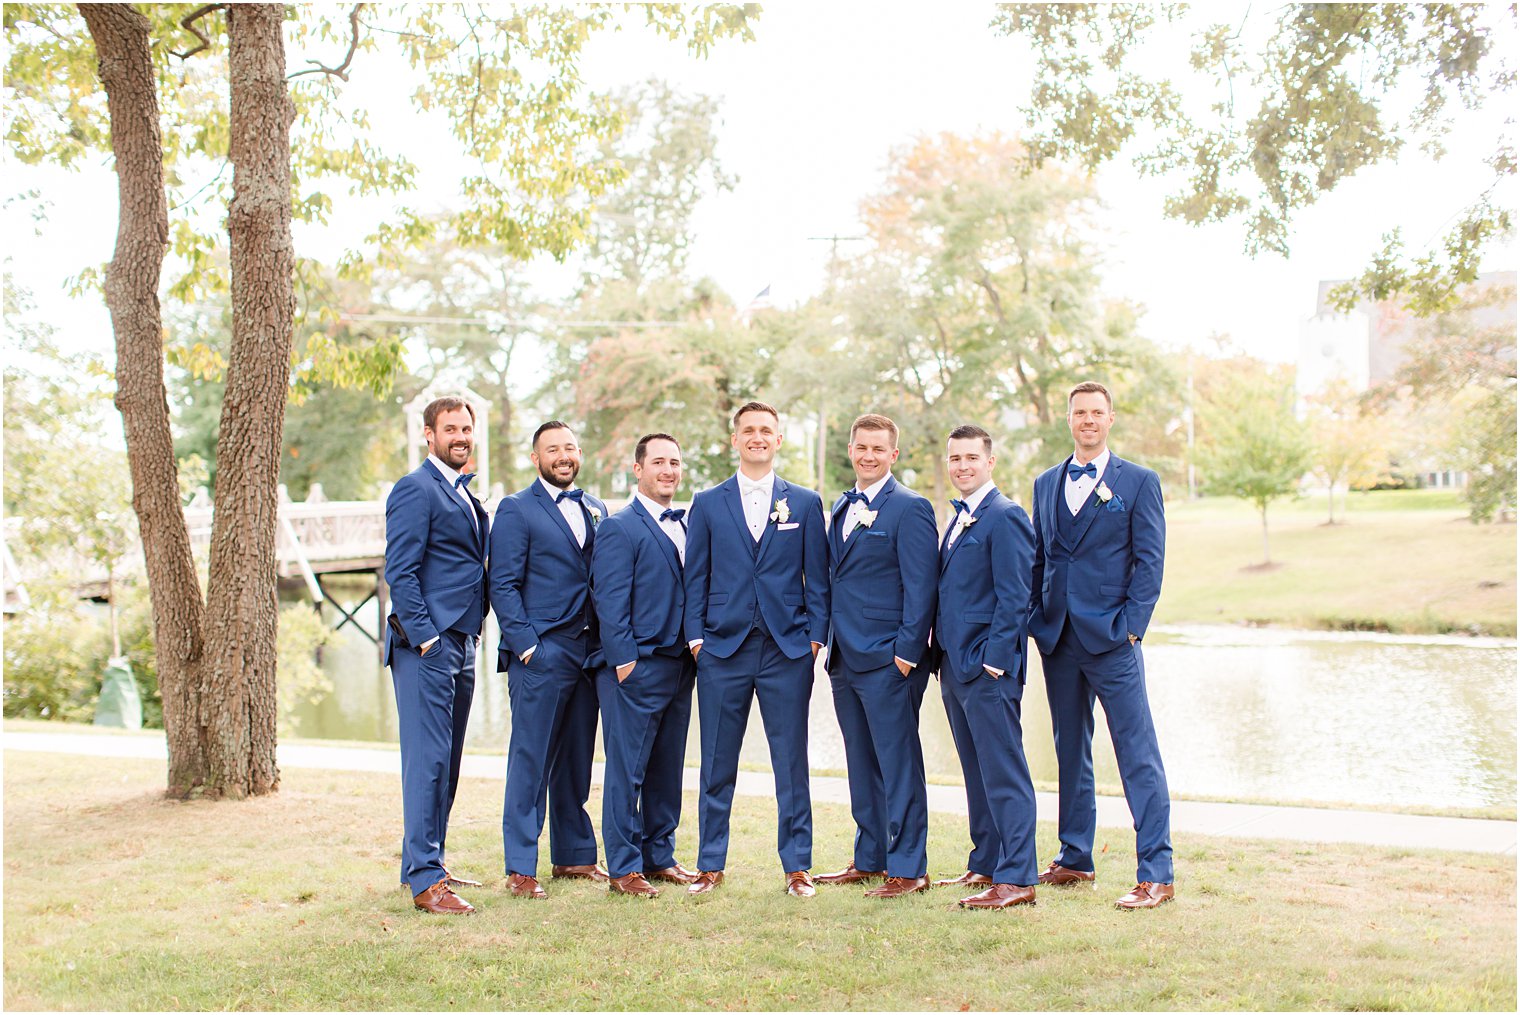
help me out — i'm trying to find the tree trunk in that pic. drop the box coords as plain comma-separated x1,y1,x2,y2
196,3,296,798
1260,503,1271,564
79,4,209,794
1327,481,1336,524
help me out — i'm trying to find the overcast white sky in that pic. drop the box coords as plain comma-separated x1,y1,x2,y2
5,1,1515,370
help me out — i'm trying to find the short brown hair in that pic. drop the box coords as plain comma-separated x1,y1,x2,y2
947,424,993,455
1067,381,1112,411
423,396,475,431
532,420,575,448
731,400,780,428
849,413,899,448
635,432,681,464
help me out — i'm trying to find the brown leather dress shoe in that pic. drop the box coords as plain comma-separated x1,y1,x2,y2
609,872,660,898
687,870,725,895
933,871,994,888
784,870,816,898
865,875,930,898
551,863,610,882
645,863,700,885
959,883,1037,909
1115,881,1174,909
413,879,475,915
442,865,483,889
507,873,548,899
814,862,886,885
1038,862,1096,886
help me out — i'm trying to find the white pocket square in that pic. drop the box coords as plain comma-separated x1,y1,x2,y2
777,522,800,531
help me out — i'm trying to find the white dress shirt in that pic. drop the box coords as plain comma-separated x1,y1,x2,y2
428,454,477,534
946,478,996,548
636,491,686,564
1065,449,1110,516
736,470,776,542
540,476,588,547
841,473,891,541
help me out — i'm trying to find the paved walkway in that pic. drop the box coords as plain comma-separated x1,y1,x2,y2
6,729,1514,855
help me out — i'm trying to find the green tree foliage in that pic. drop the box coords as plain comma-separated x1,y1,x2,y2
4,283,137,653
1199,368,1312,564
1381,279,1518,521
827,133,1150,506
1304,378,1393,523
992,3,1516,314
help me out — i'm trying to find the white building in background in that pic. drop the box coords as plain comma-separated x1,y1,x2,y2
1296,306,1371,400
1295,270,1517,490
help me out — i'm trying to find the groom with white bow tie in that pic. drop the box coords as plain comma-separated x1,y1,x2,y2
682,400,830,897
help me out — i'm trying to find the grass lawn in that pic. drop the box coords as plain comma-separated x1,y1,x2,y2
4,751,1514,1011
1159,492,1516,635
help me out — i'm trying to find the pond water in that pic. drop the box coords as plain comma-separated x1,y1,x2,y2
288,596,1516,810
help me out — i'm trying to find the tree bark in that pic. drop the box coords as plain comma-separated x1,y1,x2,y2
1260,504,1271,565
197,2,296,798
79,4,210,795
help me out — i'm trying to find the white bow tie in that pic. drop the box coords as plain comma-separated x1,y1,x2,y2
740,480,769,497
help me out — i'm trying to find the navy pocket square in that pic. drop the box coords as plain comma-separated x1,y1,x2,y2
1105,494,1126,513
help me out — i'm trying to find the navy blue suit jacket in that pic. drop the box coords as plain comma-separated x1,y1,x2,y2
1028,453,1165,656
382,460,489,667
826,476,938,673
591,499,686,667
683,475,830,660
489,481,608,671
932,488,1034,684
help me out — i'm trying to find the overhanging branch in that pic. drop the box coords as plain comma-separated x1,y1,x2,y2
288,4,364,81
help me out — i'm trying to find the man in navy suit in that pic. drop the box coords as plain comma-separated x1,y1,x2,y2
932,424,1040,910
490,421,608,899
814,414,938,898
682,400,830,897
591,433,700,898
384,396,490,915
1029,381,1173,909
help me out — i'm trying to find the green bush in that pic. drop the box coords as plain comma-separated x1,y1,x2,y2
4,580,333,731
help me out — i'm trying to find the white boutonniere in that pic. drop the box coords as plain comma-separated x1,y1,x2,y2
1095,482,1113,504
770,498,790,524
858,509,878,528
588,505,602,527
952,513,978,535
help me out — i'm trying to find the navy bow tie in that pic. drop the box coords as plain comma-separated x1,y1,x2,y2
841,489,868,505
660,507,686,523
949,498,970,515
455,473,475,489
556,488,584,503
1067,461,1098,480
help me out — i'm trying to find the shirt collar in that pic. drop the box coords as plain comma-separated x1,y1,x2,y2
959,479,997,515
1069,449,1111,480
428,453,461,486
635,490,676,520
853,473,892,504
539,475,578,501
736,470,775,494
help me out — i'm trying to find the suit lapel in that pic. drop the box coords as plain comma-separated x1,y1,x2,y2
942,487,997,573
721,477,758,559
1067,455,1119,550
468,489,489,558
1046,458,1067,549
532,481,585,556
836,475,894,567
755,477,787,562
829,494,850,561
633,499,682,580
425,461,480,543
